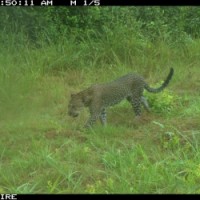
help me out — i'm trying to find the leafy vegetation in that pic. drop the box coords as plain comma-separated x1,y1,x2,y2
0,6,200,194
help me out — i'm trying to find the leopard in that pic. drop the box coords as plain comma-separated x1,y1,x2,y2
141,96,150,112
68,68,174,128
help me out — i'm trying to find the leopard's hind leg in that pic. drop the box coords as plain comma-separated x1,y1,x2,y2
141,96,150,112
127,95,142,117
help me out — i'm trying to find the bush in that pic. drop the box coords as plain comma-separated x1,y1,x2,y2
144,82,178,113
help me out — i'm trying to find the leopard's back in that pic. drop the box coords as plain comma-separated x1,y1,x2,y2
96,73,145,107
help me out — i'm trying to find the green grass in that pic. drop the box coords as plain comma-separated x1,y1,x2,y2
1,33,200,194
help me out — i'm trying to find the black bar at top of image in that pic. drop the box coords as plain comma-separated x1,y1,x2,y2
33,0,200,6
0,0,199,7
99,0,200,6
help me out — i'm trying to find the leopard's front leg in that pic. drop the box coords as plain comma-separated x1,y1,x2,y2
84,103,101,128
84,115,98,128
100,108,107,126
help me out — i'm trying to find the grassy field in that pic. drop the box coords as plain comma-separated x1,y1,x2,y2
0,35,200,194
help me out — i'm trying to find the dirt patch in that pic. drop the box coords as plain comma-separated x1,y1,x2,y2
170,117,200,132
45,130,58,139
45,129,88,143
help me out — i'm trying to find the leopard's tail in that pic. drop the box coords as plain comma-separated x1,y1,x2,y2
144,68,174,93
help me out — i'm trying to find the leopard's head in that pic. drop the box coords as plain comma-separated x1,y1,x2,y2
68,93,84,117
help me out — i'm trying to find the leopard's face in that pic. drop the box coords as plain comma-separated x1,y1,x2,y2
68,94,84,117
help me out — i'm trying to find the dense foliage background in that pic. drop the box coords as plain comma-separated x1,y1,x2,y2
1,7,200,44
